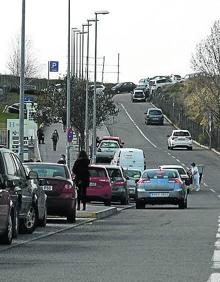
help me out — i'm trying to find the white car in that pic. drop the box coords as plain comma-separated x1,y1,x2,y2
96,140,120,163
124,168,142,199
131,89,146,102
167,130,192,150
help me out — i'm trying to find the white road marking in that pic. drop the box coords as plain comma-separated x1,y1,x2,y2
218,195,220,199
210,189,215,193
181,163,185,166
172,155,176,159
120,104,157,148
204,183,208,187
176,159,181,163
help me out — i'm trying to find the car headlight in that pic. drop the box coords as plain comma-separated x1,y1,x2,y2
137,187,145,192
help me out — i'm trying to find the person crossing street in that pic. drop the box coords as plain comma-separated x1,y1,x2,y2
190,162,200,191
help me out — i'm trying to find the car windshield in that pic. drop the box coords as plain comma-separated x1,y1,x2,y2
142,170,179,179
89,168,107,177
124,170,141,178
27,164,67,178
173,131,190,136
149,110,162,115
100,142,119,148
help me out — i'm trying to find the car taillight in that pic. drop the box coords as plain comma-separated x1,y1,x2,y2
99,179,110,183
63,183,74,193
138,178,150,184
169,178,182,184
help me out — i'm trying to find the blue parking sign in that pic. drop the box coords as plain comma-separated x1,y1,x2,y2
49,61,59,72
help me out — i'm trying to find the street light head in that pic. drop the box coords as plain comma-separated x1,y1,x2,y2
83,23,92,27
87,18,97,22
95,10,109,15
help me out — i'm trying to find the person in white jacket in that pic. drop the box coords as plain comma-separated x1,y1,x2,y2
191,162,200,191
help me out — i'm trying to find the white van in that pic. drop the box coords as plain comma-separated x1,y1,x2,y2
111,148,146,172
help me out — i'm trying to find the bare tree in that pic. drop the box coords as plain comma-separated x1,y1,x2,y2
7,37,40,85
191,20,220,124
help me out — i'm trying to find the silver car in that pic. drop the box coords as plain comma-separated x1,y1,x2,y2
96,140,120,163
124,168,142,199
167,130,192,150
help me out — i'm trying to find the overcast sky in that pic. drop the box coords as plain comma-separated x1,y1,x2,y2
0,0,220,84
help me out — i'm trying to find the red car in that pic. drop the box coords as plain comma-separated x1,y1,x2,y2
101,136,124,148
87,165,112,206
26,163,77,223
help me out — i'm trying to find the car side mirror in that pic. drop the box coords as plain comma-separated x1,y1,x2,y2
0,174,5,189
135,179,139,183
28,171,38,179
38,179,47,186
167,135,170,137
126,176,130,180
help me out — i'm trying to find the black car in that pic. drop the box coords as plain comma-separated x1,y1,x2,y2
0,175,13,244
145,108,164,125
0,148,46,235
111,82,136,94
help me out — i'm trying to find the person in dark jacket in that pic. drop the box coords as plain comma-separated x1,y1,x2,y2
72,150,90,211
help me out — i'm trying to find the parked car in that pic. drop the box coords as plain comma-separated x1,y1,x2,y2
87,165,112,206
167,129,192,150
26,162,77,223
159,165,191,193
23,165,47,227
149,77,174,94
135,168,187,209
96,140,120,163
0,175,13,244
124,168,142,199
111,82,136,94
0,148,39,235
7,103,27,114
131,89,146,102
101,136,124,148
144,107,164,125
133,84,150,99
111,148,146,172
104,165,129,205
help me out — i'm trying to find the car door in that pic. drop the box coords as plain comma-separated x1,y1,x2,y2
0,187,11,235
11,154,33,217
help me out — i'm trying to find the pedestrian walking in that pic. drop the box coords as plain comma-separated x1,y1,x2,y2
57,154,66,164
72,150,90,211
37,127,45,144
190,162,200,191
51,129,59,151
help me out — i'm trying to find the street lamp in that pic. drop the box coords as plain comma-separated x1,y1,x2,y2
71,28,79,77
92,10,109,163
75,31,80,78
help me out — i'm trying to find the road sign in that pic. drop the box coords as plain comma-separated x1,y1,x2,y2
24,96,33,103
49,61,59,72
67,128,73,143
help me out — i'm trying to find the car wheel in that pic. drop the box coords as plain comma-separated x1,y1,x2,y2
19,203,37,234
188,147,192,151
12,208,19,238
121,196,128,205
67,208,76,223
136,200,145,209
168,146,170,150
38,207,47,227
184,198,188,209
170,146,173,150
0,214,13,244
178,199,185,209
104,200,111,206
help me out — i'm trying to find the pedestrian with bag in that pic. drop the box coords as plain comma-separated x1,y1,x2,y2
51,129,59,151
190,162,200,191
72,150,90,211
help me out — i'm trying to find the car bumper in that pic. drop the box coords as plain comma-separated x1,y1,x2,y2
136,190,185,204
47,197,76,216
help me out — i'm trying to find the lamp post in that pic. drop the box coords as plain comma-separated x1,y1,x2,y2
75,32,80,78
92,10,109,163
19,0,25,162
71,28,79,77
66,0,71,168
84,20,94,154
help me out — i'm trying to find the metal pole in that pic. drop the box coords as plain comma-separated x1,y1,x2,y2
92,13,98,163
101,56,105,83
82,25,85,80
19,0,25,162
117,53,120,83
66,0,71,168
47,61,50,87
79,32,82,79
76,32,79,78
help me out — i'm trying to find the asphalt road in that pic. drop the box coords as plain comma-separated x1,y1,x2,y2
0,93,220,281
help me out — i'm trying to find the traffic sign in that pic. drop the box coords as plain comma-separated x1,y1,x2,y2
24,96,33,103
67,128,73,143
49,61,59,72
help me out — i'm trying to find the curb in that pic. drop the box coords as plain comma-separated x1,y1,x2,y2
77,206,118,219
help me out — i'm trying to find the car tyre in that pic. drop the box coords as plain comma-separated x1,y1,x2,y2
0,214,13,245
104,200,111,206
136,200,145,209
67,208,76,223
188,147,193,151
12,207,19,238
19,203,37,234
178,199,185,209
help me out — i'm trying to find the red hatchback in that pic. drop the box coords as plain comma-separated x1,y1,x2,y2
87,165,112,206
27,163,77,223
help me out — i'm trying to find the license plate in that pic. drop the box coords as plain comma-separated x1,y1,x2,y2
89,182,96,187
150,192,169,197
42,185,53,191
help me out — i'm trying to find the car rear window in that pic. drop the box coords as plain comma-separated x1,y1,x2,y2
149,110,162,115
27,164,67,178
142,170,179,179
124,170,141,178
106,168,123,180
173,131,190,136
89,168,107,177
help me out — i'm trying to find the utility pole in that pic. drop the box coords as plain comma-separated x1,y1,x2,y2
117,53,120,83
101,56,105,84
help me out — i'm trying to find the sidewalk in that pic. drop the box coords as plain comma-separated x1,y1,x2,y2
38,122,118,219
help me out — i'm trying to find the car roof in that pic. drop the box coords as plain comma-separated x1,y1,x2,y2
160,165,186,170
102,136,121,141
148,107,162,111
118,148,143,152
103,165,122,169
172,129,190,132
100,140,119,143
25,162,67,166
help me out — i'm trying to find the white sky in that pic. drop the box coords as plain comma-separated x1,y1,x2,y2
0,0,220,84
